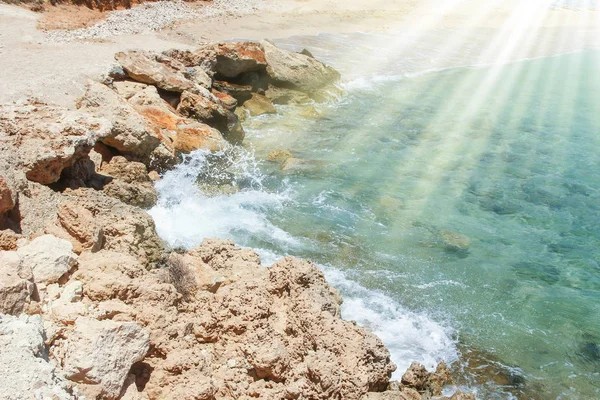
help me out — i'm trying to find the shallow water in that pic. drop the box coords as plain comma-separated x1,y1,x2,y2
151,33,600,398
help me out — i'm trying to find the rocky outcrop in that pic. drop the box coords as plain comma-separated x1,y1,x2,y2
99,156,158,208
17,234,77,285
0,251,34,315
0,101,112,185
115,50,193,93
211,41,268,78
0,175,14,215
261,39,341,93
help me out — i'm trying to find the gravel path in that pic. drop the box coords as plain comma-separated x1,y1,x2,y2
44,0,283,42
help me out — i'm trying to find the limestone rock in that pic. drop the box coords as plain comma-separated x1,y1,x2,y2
77,81,161,160
115,50,192,93
190,67,212,89
55,189,163,266
0,175,14,214
280,157,319,172
0,229,21,251
0,251,34,315
427,361,453,396
17,234,77,285
99,156,158,208
113,80,149,99
212,89,238,110
440,230,471,253
212,80,254,103
60,317,150,399
212,41,267,78
243,93,277,117
0,101,112,185
261,40,340,93
173,122,229,153
401,362,430,391
361,388,421,400
0,314,75,399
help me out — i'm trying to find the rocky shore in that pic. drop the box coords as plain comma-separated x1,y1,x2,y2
0,40,474,399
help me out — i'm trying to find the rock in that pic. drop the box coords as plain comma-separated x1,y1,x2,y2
59,317,150,399
77,81,161,160
55,200,104,254
243,93,277,117
55,189,163,266
173,122,229,153
361,388,421,400
115,50,192,93
280,157,319,172
264,86,311,105
0,101,112,185
440,230,471,252
213,80,254,103
211,41,267,78
261,40,341,93
212,89,238,110
401,362,429,391
300,104,322,118
127,84,229,154
190,67,212,89
267,149,293,162
113,80,149,99
177,89,244,143
0,175,14,214
0,251,34,315
17,234,77,285
99,156,158,208
0,229,21,251
427,361,453,396
0,314,75,399
234,106,248,122
450,390,476,400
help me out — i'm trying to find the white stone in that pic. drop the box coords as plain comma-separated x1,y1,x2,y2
17,234,77,284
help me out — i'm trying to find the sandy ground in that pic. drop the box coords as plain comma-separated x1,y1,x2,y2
0,0,598,107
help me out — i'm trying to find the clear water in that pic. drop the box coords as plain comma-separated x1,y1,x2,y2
150,39,600,398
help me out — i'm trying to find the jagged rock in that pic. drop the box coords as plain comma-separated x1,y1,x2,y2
115,50,192,93
401,362,430,391
99,156,158,208
213,80,254,103
212,89,238,110
17,234,77,285
449,390,476,400
177,89,244,143
59,317,150,399
190,67,212,89
261,40,341,93
243,93,277,116
54,189,163,266
0,101,112,185
0,314,75,399
427,361,453,396
265,86,311,105
0,175,14,214
0,229,21,251
77,81,161,160
211,41,267,78
267,149,293,162
128,85,229,154
0,251,34,315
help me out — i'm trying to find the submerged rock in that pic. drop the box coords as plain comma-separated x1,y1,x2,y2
439,230,471,253
267,149,293,162
242,93,277,116
280,157,319,172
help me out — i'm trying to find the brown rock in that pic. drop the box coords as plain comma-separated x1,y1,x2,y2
99,156,158,208
427,361,454,396
243,93,277,117
112,80,149,99
115,50,192,93
0,251,34,315
212,80,254,103
211,89,237,110
212,41,267,78
0,229,21,251
361,388,421,400
265,86,311,105
401,362,429,391
0,175,14,214
173,122,229,153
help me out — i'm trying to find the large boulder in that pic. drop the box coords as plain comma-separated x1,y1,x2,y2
0,101,112,185
77,81,161,160
59,317,150,399
0,314,75,399
17,234,77,285
211,41,267,78
261,40,340,93
115,50,193,93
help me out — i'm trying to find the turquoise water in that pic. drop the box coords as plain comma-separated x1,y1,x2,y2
151,49,600,398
